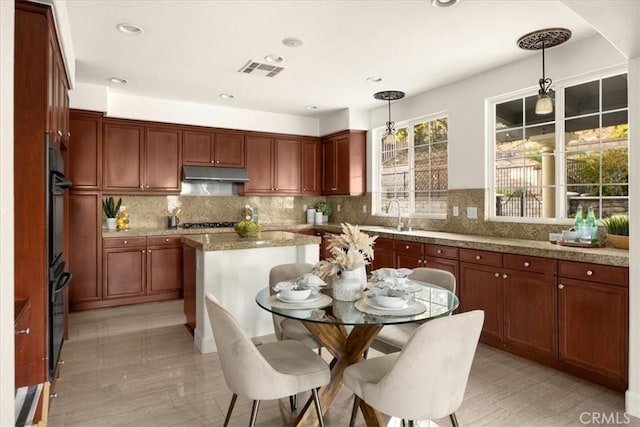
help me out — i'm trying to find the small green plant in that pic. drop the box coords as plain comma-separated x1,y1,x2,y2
316,201,333,217
102,197,122,218
234,220,261,237
602,214,629,236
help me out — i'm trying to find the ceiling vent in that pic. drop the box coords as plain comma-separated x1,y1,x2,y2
238,60,284,77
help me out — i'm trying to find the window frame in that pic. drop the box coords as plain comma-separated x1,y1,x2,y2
373,112,449,219
486,65,628,224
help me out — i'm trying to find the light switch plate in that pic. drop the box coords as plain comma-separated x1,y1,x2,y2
467,206,478,219
337,204,341,212
302,204,307,212
362,204,367,213
453,206,459,217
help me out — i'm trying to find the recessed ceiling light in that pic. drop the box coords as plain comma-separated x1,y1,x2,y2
282,37,303,48
431,0,459,7
219,93,235,99
108,77,128,84
367,76,384,83
305,105,318,110
264,54,284,63
117,23,144,35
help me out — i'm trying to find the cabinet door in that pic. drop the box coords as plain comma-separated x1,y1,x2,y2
215,131,245,167
183,130,213,164
301,139,321,195
334,136,352,194
145,127,182,192
396,253,423,269
147,245,183,295
68,192,102,306
558,278,628,382
274,138,301,193
321,138,337,194
244,136,274,194
371,237,396,270
69,111,102,189
103,122,144,191
103,247,146,299
423,257,459,280
459,262,503,343
183,245,196,332
503,269,556,357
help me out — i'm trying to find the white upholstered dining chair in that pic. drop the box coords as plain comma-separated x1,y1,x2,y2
369,267,457,354
344,310,484,427
204,293,330,427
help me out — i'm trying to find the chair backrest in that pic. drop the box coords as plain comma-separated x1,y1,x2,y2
408,267,456,293
204,293,289,399
268,263,314,339
363,310,484,420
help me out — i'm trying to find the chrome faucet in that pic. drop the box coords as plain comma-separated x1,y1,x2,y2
386,199,405,231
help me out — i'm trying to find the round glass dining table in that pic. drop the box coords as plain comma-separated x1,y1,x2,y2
255,281,459,427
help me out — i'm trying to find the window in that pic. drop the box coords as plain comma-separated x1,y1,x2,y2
376,115,448,218
491,72,628,221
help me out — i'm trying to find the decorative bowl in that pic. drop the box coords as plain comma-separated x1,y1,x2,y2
375,295,408,308
279,288,312,301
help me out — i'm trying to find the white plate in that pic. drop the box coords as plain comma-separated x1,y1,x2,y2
365,297,415,311
276,293,321,304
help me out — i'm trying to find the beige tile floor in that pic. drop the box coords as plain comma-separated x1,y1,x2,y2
48,300,638,427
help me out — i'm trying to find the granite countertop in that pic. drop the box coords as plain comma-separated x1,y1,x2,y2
102,223,629,267
181,230,320,251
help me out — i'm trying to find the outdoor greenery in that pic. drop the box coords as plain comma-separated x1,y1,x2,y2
570,147,629,196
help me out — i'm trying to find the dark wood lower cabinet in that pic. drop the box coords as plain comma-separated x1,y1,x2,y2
459,261,504,344
103,244,146,299
183,245,196,332
147,237,183,295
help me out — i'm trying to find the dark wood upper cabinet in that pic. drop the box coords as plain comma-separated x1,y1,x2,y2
69,110,102,190
274,138,301,194
103,122,144,192
321,130,366,195
183,129,244,167
244,135,275,194
301,138,321,195
145,127,182,192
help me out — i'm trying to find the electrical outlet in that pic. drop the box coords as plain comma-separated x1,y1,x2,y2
337,204,341,212
453,206,459,217
467,206,478,219
302,204,307,212
362,204,367,213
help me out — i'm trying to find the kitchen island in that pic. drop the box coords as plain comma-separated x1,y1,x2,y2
182,231,320,353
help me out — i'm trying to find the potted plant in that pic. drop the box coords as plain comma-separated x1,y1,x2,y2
316,201,333,223
102,197,122,230
602,214,629,249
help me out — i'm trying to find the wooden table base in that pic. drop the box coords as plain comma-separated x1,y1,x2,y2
294,323,386,427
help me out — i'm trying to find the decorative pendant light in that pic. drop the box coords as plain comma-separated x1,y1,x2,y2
374,90,405,146
517,28,571,115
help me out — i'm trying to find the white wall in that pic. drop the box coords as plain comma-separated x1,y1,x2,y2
0,1,14,424
367,34,627,190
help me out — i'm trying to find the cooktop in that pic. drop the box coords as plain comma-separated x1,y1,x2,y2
179,221,236,229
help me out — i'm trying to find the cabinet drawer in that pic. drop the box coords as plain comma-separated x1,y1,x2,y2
147,235,183,246
558,261,628,287
460,249,502,267
374,237,395,250
394,240,423,255
424,244,458,260
103,236,147,248
504,254,556,275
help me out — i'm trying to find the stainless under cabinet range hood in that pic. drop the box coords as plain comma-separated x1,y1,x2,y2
182,165,250,183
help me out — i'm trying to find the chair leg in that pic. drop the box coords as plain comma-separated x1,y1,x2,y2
349,395,360,427
223,393,237,427
401,419,407,427
311,387,325,427
318,347,322,356
289,394,297,411
408,420,415,427
450,412,459,427
363,349,369,359
249,400,260,427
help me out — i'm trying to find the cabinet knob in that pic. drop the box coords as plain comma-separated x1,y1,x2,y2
67,132,71,137
140,185,143,189
216,160,220,164
405,245,409,250
475,255,481,260
51,393,58,399
437,249,443,254
145,185,149,189
586,270,593,276
523,261,530,267
123,240,128,244
418,259,422,264
58,359,65,365
15,328,30,335
165,238,170,242
147,249,151,253
423,259,428,264
494,273,500,277
211,160,215,163
56,130,63,136
142,249,146,253
503,274,508,279
558,284,565,289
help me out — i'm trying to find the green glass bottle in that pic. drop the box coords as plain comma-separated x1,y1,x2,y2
573,205,583,233
585,206,598,243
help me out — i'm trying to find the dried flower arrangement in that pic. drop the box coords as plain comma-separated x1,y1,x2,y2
313,223,377,279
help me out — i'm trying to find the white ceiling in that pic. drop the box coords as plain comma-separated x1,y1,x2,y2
64,0,609,117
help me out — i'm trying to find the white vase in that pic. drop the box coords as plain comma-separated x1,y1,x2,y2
106,218,117,230
332,266,367,301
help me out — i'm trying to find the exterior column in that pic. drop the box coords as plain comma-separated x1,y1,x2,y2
530,134,556,218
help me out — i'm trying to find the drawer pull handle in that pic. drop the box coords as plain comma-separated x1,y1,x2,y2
558,284,565,289
16,328,30,335
586,270,593,276
523,262,530,267
437,249,442,254
475,255,481,260
494,273,500,277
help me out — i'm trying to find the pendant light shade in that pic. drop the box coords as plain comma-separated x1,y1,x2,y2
518,28,571,115
374,90,405,146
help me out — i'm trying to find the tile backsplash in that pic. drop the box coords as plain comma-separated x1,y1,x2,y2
105,189,594,242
